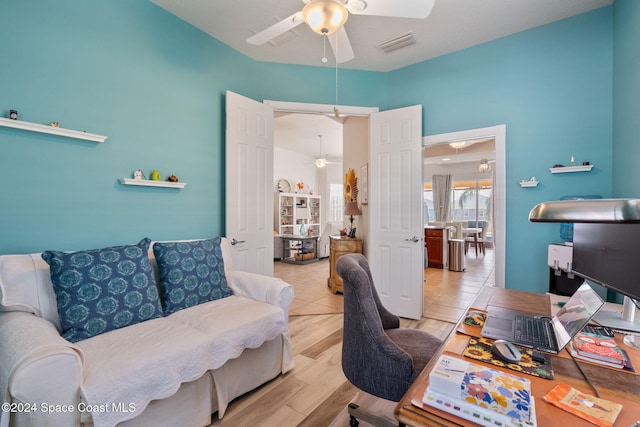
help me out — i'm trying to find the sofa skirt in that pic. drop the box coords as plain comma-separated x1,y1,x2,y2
77,335,285,427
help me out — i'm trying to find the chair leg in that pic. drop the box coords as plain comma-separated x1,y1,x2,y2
347,399,398,427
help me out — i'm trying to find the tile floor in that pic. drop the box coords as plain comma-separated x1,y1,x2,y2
276,248,495,322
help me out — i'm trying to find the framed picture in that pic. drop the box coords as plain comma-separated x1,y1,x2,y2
361,163,368,205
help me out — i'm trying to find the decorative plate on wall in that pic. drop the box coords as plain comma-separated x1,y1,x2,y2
277,179,291,193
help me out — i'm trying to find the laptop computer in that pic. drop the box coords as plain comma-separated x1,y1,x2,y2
481,283,605,354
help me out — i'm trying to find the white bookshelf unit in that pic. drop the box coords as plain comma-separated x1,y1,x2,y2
275,193,321,236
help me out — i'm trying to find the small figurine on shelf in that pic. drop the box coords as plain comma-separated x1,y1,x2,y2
167,174,179,182
133,170,145,180
150,170,161,181
9,110,18,120
49,122,60,128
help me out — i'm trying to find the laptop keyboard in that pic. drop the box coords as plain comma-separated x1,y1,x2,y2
514,316,553,349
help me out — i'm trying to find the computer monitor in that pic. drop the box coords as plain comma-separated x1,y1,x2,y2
571,223,640,333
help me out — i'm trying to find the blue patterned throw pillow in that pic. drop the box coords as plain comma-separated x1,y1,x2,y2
42,238,163,342
153,238,232,315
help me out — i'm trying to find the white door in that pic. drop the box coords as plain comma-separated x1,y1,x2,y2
369,105,423,319
225,91,274,275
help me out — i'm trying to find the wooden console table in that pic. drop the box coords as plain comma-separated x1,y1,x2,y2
395,286,640,426
327,236,362,294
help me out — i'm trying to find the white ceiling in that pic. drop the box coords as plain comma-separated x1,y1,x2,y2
274,112,344,159
150,0,612,161
150,0,612,72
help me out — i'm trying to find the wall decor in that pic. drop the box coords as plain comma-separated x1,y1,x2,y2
344,168,358,203
361,163,368,204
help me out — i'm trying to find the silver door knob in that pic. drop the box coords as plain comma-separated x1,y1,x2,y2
405,236,420,243
230,238,246,246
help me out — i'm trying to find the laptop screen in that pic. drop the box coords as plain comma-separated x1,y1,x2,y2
551,283,605,350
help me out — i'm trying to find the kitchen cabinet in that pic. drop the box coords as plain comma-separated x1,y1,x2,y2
425,226,450,269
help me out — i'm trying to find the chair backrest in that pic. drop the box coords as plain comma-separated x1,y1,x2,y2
480,222,490,239
318,222,331,243
337,254,414,402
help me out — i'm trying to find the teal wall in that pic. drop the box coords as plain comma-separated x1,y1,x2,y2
612,0,640,197
0,1,626,296
388,8,614,293
0,0,383,254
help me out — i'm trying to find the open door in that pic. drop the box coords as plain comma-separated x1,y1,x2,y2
225,91,274,275
369,105,424,319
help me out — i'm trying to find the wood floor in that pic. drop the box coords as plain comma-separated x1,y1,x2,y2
211,250,494,426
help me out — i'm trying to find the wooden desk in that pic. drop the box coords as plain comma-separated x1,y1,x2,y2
395,287,640,427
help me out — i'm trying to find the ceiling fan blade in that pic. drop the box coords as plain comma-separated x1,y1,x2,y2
247,11,304,45
327,27,355,64
346,0,435,19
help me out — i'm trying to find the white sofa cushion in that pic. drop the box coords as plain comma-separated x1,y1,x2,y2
76,295,287,427
0,254,61,331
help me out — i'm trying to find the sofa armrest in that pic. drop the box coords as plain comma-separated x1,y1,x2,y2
226,271,294,317
0,312,83,427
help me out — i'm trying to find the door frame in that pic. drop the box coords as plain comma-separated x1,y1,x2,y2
423,125,506,288
264,100,378,117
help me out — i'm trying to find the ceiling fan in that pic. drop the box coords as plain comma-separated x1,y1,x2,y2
313,134,340,168
247,0,436,64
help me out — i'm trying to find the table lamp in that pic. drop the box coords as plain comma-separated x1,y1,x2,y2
344,201,361,238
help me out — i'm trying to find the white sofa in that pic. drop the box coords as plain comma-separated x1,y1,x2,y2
0,238,294,427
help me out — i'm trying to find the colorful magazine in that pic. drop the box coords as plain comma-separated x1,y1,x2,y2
569,330,635,371
542,383,622,427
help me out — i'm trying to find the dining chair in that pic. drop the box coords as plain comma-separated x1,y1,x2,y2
464,222,489,255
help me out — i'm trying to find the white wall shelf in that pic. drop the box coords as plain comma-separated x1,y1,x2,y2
549,164,594,174
519,180,539,187
120,178,186,189
0,117,107,143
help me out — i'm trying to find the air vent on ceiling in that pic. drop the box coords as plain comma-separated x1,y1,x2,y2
375,32,417,54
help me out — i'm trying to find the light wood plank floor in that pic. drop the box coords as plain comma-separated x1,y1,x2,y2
211,250,494,426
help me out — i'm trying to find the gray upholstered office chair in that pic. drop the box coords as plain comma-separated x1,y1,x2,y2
337,254,443,426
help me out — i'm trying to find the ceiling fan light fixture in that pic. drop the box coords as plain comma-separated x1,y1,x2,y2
315,158,327,168
449,141,468,149
478,158,491,173
302,0,348,35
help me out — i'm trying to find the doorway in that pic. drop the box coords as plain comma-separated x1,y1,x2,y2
423,125,506,288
